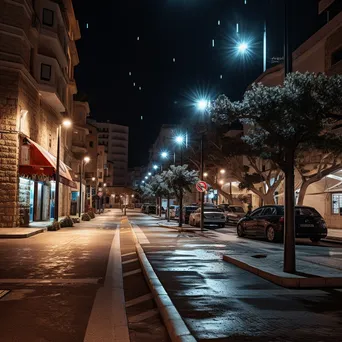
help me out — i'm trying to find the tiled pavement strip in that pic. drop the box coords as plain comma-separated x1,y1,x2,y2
128,213,342,341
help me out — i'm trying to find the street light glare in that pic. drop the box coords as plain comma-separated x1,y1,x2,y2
197,99,208,111
161,151,168,159
145,176,148,179
153,165,158,170
220,169,226,174
84,156,90,163
148,172,152,176
175,135,184,144
237,42,249,53
62,119,72,128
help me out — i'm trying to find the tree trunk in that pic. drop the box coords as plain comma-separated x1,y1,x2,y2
283,149,296,274
261,192,276,205
179,190,183,228
297,180,310,206
167,194,170,222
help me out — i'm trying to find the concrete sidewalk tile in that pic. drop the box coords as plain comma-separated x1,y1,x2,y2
152,285,168,296
113,325,130,340
155,294,174,308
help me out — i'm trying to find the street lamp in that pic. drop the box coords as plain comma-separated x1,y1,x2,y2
148,172,152,176
153,164,158,170
161,151,168,159
174,134,185,227
54,118,72,222
103,183,107,187
237,42,249,54
79,156,90,217
196,99,210,232
145,176,148,180
220,169,226,175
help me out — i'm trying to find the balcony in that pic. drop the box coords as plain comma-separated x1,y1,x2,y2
71,140,87,154
35,54,66,113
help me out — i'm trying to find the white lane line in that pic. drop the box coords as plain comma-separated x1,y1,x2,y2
122,258,138,265
122,252,136,257
125,293,153,308
128,309,159,323
123,269,142,277
132,225,150,244
120,231,130,234
0,278,100,284
84,228,130,342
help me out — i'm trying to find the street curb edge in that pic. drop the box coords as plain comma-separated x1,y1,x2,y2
128,221,197,342
223,254,342,288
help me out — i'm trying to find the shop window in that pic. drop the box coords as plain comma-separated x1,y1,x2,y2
42,8,54,26
40,63,51,81
331,193,342,214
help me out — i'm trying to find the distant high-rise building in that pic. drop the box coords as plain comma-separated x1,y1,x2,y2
87,120,129,186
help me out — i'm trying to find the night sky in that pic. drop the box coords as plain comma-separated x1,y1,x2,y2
73,0,319,167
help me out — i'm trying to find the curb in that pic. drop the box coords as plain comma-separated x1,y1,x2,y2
0,228,46,239
223,254,342,289
129,222,197,342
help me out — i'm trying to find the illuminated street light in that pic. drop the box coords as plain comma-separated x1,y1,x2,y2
153,165,158,170
203,172,208,178
175,135,184,145
92,177,95,181
148,172,152,176
219,180,224,185
197,99,209,111
237,42,249,54
141,180,145,184
161,151,168,159
103,183,107,187
220,169,226,174
145,176,148,180
84,156,90,163
62,119,72,128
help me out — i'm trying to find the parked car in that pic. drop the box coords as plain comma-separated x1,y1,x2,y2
237,205,328,242
189,206,226,228
141,203,151,213
146,205,156,214
181,205,199,224
169,205,179,219
218,204,246,225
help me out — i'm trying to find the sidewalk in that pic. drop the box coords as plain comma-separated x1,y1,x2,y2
0,210,112,239
326,228,342,241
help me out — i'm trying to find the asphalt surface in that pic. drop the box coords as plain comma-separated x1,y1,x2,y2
129,211,342,342
0,211,120,342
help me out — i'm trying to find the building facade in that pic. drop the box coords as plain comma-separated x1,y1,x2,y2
0,0,81,227
87,119,129,187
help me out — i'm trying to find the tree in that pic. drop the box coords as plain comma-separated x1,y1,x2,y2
212,72,342,273
162,165,199,227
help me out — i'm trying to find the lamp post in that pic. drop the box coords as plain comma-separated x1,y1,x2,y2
54,119,72,222
175,135,184,227
79,156,90,218
161,151,170,220
196,99,210,232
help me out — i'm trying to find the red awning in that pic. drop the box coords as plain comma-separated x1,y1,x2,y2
19,138,76,188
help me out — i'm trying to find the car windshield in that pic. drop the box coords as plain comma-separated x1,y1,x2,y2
185,207,198,212
295,207,321,217
230,206,245,213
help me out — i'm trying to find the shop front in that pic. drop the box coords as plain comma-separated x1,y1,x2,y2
19,137,76,226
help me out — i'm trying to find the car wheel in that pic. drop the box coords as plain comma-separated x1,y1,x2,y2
237,224,244,237
266,226,276,242
310,237,321,243
220,223,225,228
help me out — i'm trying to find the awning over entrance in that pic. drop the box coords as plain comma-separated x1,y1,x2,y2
19,138,76,188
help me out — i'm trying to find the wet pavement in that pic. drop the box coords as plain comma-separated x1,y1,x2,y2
0,210,121,342
128,211,342,341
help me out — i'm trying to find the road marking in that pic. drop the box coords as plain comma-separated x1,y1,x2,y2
122,258,138,265
132,225,150,244
123,269,142,277
0,278,100,284
128,309,159,323
122,252,136,257
125,293,153,308
84,228,130,342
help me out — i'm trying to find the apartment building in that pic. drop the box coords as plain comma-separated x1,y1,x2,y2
87,119,129,187
0,0,80,227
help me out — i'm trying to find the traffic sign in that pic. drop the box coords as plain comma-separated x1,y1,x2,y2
196,181,208,193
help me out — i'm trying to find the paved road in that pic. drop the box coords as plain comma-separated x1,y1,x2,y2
129,211,342,342
0,211,120,342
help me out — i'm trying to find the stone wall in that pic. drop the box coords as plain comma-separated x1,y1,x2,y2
19,177,31,226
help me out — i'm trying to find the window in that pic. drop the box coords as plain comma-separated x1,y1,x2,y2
40,63,51,81
261,207,276,216
89,141,94,148
331,48,342,66
332,194,342,214
250,208,263,217
42,8,54,26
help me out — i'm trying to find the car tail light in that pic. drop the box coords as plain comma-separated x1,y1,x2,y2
279,217,284,224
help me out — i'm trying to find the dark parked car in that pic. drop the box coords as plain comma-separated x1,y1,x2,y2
218,204,246,224
237,205,328,242
141,203,150,213
146,205,156,214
